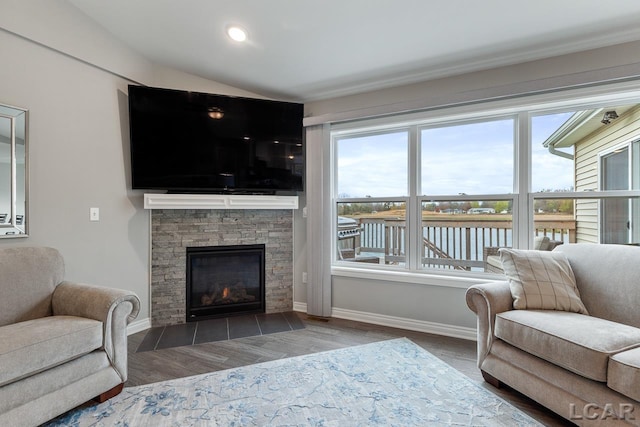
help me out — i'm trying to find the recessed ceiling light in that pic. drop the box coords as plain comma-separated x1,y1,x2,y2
227,26,248,42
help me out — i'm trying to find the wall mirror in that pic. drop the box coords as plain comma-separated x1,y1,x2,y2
0,103,28,238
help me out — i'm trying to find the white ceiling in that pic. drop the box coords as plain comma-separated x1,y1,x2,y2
67,0,640,102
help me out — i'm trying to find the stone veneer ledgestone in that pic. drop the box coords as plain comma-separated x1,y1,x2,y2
151,209,293,326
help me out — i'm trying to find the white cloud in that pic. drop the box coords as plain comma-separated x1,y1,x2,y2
336,113,575,198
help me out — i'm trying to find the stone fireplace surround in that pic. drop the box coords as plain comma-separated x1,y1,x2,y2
146,194,297,326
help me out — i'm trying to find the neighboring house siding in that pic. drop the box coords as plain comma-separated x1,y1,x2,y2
574,106,640,243
575,200,599,243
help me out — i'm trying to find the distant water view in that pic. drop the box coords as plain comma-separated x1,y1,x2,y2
347,213,573,271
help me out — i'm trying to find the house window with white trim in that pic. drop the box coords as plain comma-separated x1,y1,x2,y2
335,129,409,266
332,95,640,276
334,116,516,272
600,139,640,244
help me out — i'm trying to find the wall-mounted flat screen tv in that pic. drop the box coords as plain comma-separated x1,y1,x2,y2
128,85,304,194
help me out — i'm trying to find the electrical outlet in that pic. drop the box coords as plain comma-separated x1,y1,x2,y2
90,207,100,221
302,272,308,283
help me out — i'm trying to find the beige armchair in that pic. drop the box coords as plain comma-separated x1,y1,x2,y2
0,247,140,427
483,236,563,273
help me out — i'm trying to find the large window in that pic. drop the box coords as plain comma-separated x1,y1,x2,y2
421,118,514,195
333,96,640,275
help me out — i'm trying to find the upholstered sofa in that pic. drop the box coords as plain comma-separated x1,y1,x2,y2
0,247,140,427
467,243,640,426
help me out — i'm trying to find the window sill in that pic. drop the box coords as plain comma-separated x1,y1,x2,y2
331,264,503,289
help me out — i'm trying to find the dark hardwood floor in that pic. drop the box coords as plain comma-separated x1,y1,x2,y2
127,313,573,426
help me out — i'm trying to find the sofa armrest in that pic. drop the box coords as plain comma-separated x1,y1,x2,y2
51,281,140,382
465,281,513,367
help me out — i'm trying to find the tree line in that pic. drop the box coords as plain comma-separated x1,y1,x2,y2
338,198,574,216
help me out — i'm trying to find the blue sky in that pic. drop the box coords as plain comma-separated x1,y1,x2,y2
337,112,574,198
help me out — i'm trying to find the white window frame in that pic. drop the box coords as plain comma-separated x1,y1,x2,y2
333,113,519,277
330,86,640,284
597,138,640,243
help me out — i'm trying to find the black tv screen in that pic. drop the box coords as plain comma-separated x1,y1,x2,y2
128,85,304,193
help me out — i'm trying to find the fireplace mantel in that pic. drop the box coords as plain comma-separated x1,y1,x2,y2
144,193,299,210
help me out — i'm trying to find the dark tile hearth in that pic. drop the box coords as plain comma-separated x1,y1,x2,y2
136,312,305,352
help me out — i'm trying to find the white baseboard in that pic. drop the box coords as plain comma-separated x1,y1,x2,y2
127,317,152,336
292,301,308,313
292,302,476,341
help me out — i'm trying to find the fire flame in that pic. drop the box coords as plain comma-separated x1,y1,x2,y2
222,287,230,299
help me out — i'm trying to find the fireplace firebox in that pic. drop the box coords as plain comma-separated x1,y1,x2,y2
186,244,265,321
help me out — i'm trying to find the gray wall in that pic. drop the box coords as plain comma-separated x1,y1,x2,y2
304,40,640,123
0,27,151,320
0,1,265,325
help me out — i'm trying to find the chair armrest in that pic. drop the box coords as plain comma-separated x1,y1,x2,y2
465,281,513,367
52,281,140,381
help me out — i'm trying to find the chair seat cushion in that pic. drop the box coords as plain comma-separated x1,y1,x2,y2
608,347,640,401
0,315,103,387
495,310,640,381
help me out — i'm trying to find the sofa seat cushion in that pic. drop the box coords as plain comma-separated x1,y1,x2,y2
0,315,103,387
495,310,640,382
608,347,640,401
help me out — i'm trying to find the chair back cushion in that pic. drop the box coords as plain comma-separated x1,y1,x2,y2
533,236,550,250
0,247,65,326
554,243,640,328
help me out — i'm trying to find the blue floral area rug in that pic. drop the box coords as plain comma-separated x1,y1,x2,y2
46,338,541,426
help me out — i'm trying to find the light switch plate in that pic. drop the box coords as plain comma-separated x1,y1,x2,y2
90,207,99,221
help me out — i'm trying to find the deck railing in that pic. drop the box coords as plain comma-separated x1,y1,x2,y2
352,216,576,270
